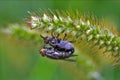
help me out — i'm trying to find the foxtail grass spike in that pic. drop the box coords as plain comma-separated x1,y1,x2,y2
2,10,120,66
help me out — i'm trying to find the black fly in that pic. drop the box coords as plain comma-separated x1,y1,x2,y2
39,32,77,60
40,32,74,55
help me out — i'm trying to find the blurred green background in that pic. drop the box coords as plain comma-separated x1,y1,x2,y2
0,0,120,29
0,0,120,80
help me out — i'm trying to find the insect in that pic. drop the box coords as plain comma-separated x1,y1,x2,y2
40,32,75,55
39,46,77,59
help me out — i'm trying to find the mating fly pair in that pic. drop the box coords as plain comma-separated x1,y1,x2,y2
39,32,77,60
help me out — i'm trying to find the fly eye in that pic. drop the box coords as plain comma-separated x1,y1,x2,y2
45,37,49,43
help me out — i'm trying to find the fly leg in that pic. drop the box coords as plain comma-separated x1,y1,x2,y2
40,35,46,48
63,33,67,40
56,33,60,38
51,32,55,38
